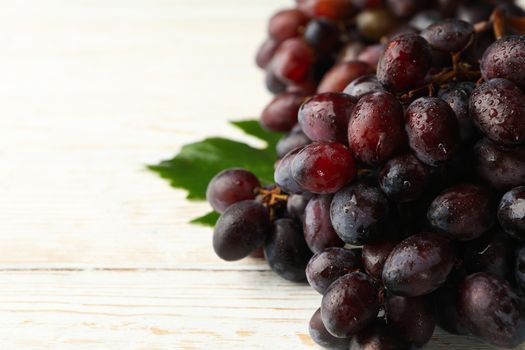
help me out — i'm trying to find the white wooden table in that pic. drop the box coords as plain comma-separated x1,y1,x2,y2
0,1,522,348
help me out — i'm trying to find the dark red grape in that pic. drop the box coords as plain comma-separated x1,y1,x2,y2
350,0,382,9
304,19,342,57
458,272,525,348
463,229,514,280
473,138,525,191
516,246,525,293
206,168,261,213
385,295,436,347
362,234,399,279
377,33,432,92
272,38,314,84
304,195,345,253
469,78,525,146
264,218,312,282
276,124,311,158
318,61,373,93
306,247,362,294
265,69,287,94
349,320,409,350
343,75,384,100
291,142,356,194
256,39,280,69
348,91,406,165
421,19,474,53
309,308,351,349
287,193,311,221
386,0,430,18
498,186,525,241
297,0,356,20
438,82,477,143
298,93,355,143
356,8,397,41
213,200,270,261
481,35,525,89
330,183,389,245
268,9,309,43
379,154,429,202
432,278,469,335
382,232,454,297
357,44,385,68
427,184,495,241
405,97,460,166
274,147,305,194
321,272,380,338
261,92,304,132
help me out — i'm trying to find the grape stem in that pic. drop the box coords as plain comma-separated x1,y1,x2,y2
256,186,289,221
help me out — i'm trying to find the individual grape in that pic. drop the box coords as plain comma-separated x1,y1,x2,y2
287,193,312,221
362,234,399,279
265,69,287,94
268,9,309,43
349,320,409,350
321,272,380,338
318,61,373,94
421,19,474,53
264,218,312,282
309,308,351,349
463,229,514,280
386,0,430,18
438,82,477,143
458,272,525,348
274,147,304,194
473,138,525,191
427,184,495,241
213,200,270,261
297,0,356,20
498,186,525,241
306,247,362,294
343,75,384,100
272,38,314,84
256,39,280,69
261,92,304,132
516,247,525,292
357,44,385,68
304,19,342,57
377,33,432,92
481,35,525,89
405,97,460,166
348,91,406,165
469,78,525,146
382,232,454,297
409,10,441,31
379,154,429,202
206,168,261,213
276,125,311,158
291,142,356,194
303,195,345,254
356,8,397,41
385,295,436,347
298,93,355,143
330,183,389,245
432,278,469,335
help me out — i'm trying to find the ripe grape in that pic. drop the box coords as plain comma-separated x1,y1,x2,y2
438,82,477,143
318,61,373,93
362,234,399,279
356,8,396,41
432,278,469,335
421,19,474,53
469,78,525,146
405,97,460,166
274,147,304,194
343,74,384,100
309,308,351,349
265,69,287,94
498,186,525,241
427,184,495,241
297,0,356,20
276,125,311,158
348,91,406,165
304,19,341,57
303,195,345,253
356,44,385,68
321,272,380,338
349,320,409,350
264,218,312,282
298,93,355,143
379,154,429,202
306,247,362,294
213,200,270,261
268,9,309,43
330,183,389,245
385,295,436,347
261,92,304,132
291,142,356,194
256,39,280,69
458,272,525,348
206,169,261,213
377,33,432,92
382,232,454,297
481,35,525,89
272,38,314,84
287,193,311,221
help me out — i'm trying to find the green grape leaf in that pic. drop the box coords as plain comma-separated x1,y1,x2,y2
149,120,280,226
190,211,220,226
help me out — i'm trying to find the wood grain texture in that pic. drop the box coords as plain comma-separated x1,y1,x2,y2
0,0,523,349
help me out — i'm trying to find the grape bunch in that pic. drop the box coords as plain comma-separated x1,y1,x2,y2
207,1,525,349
